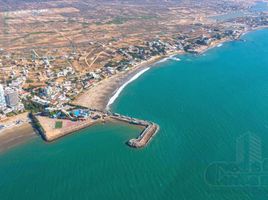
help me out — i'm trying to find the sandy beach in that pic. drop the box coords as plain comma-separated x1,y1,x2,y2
0,122,36,154
72,38,232,111
72,53,182,110
0,112,37,154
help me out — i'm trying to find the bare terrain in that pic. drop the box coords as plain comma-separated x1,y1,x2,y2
0,0,262,78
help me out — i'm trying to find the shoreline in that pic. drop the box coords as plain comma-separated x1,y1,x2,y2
0,112,37,154
0,122,36,154
1,27,268,154
72,52,183,111
106,67,150,110
72,37,234,111
105,53,183,110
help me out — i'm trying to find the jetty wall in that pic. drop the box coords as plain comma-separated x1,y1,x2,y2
109,113,159,148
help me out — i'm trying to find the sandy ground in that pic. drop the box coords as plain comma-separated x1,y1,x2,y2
0,112,29,124
0,112,37,154
0,123,36,154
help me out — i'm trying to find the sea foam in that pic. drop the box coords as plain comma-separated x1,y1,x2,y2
156,55,181,64
156,57,170,64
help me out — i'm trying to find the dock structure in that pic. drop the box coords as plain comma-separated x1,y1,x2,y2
32,110,159,148
127,123,159,148
109,113,159,148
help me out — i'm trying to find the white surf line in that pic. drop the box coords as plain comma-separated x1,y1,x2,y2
156,57,170,64
156,55,181,63
170,56,181,61
106,67,150,110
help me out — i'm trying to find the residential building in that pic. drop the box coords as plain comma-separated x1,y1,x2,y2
5,88,19,107
0,84,6,109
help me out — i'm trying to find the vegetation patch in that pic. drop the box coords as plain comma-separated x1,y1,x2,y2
55,121,63,129
29,31,55,35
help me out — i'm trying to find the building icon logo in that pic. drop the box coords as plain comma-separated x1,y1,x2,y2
205,132,268,187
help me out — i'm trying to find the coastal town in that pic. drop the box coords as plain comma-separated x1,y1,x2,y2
0,0,268,151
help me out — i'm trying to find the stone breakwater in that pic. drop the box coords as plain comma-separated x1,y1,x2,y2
127,123,159,148
109,113,159,148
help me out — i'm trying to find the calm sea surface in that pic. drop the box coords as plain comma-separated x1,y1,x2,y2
1,29,268,200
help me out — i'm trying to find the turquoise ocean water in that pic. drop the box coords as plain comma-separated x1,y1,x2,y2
1,29,268,199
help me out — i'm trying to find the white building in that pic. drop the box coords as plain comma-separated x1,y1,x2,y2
43,86,53,97
5,88,19,108
0,84,6,109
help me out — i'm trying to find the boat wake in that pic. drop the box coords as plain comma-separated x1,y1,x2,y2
106,67,150,110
